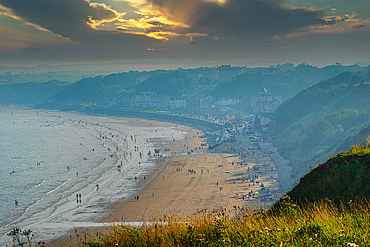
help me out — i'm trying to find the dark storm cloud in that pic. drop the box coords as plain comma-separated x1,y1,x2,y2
0,0,159,48
353,25,366,29
0,0,116,40
149,0,332,41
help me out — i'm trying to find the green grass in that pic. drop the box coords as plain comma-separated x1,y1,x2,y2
10,140,370,247
66,198,368,246
70,142,370,246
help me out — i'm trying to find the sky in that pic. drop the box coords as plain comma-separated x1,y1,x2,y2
0,0,369,68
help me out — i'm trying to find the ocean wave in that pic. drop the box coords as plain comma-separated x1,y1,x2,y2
28,180,45,190
45,177,72,195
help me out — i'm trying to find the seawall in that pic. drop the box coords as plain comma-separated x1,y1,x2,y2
81,106,223,132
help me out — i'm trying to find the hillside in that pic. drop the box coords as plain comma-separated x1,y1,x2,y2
274,70,370,177
281,139,370,207
0,64,368,107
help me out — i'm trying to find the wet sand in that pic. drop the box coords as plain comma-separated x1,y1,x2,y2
48,119,292,246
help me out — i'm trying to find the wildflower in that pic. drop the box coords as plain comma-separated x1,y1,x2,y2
309,238,313,241
347,243,359,247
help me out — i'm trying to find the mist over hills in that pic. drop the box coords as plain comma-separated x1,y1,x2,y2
1,62,370,181
275,71,370,177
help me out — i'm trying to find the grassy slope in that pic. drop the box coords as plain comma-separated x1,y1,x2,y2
284,142,370,207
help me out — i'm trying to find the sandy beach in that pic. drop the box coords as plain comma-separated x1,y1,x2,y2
46,116,295,246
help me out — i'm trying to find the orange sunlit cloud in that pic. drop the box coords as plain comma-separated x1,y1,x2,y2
85,2,126,30
114,4,194,41
123,30,182,40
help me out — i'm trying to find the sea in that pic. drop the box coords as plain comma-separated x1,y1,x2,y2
0,108,186,244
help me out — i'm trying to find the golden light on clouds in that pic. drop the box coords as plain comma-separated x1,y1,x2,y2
0,4,21,20
118,15,189,30
0,0,368,64
85,2,126,30
203,0,227,5
114,5,193,41
123,30,182,40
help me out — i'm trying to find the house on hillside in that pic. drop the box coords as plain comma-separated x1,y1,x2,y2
200,96,214,108
251,87,282,113
151,94,170,108
170,98,188,109
135,92,170,109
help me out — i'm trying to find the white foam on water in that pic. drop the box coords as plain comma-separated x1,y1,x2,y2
0,109,187,245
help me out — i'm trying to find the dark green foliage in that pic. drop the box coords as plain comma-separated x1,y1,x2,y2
276,72,356,126
212,65,361,101
0,64,367,106
283,143,370,208
0,80,68,104
102,71,140,88
135,70,193,97
274,71,370,177
76,200,370,247
55,76,106,103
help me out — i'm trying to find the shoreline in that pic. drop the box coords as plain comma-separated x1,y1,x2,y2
48,118,294,246
0,107,293,246
0,110,189,246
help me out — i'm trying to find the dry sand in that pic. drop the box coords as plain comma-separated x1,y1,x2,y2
48,118,291,246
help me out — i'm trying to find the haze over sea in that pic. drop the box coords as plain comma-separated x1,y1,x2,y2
0,108,186,243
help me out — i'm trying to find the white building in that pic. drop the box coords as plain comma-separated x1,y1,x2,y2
216,98,240,106
170,99,188,108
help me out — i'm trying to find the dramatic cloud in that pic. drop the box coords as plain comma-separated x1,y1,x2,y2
0,0,369,65
147,0,332,42
2,0,123,38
